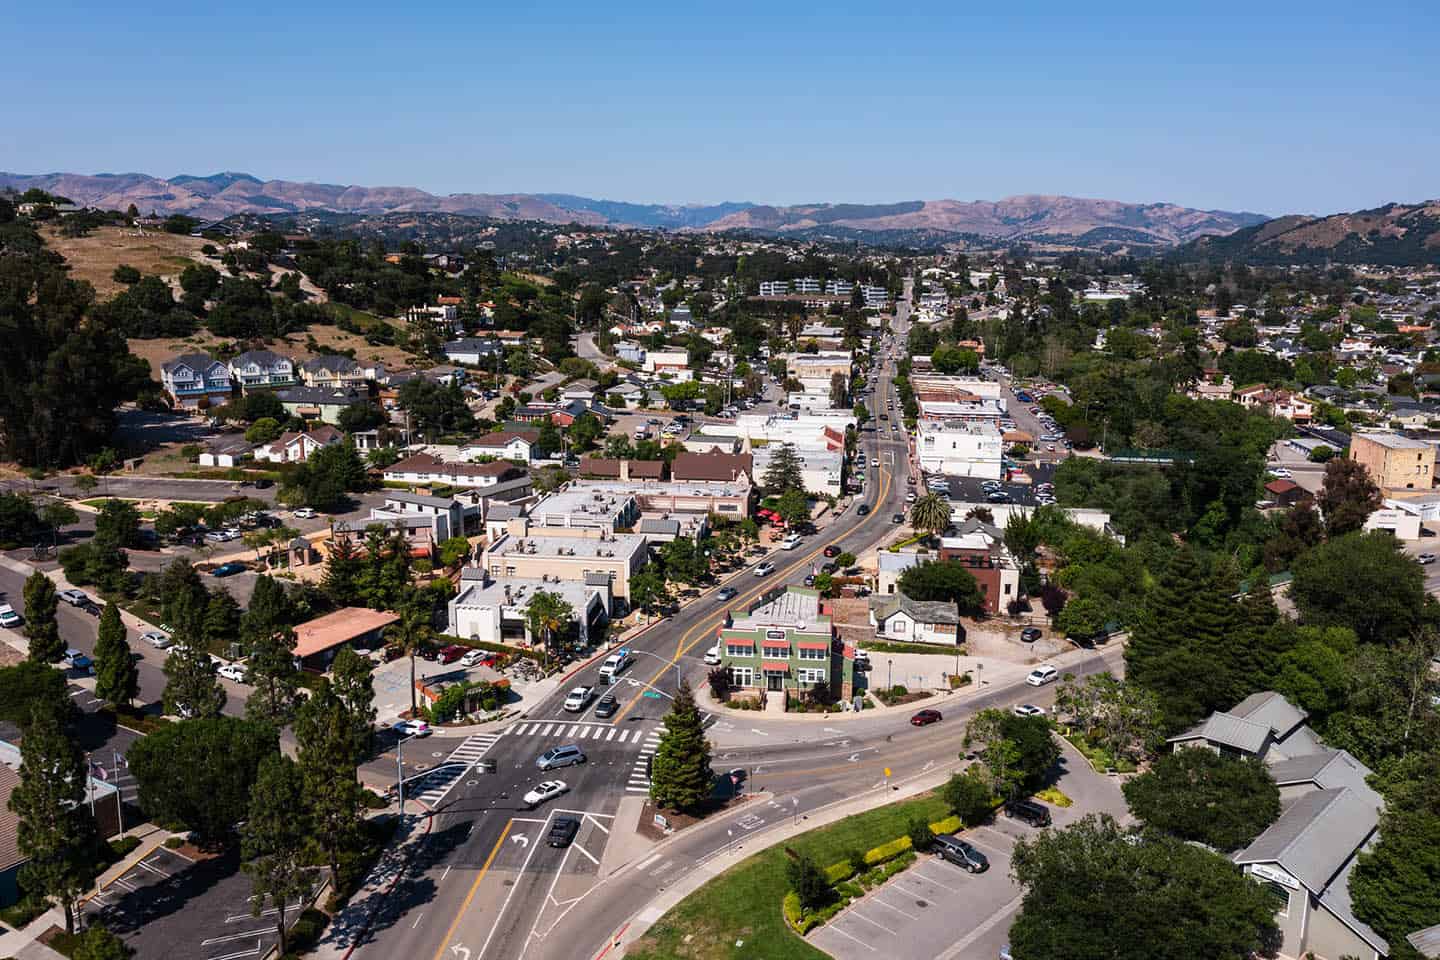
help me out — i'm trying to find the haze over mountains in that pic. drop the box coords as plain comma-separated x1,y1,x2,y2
0,170,1269,246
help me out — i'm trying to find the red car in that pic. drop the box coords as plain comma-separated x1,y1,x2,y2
823,545,841,558
438,644,468,664
911,709,943,726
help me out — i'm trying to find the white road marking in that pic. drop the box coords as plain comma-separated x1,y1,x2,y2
749,728,770,736
584,815,611,834
847,909,898,935
869,895,919,920
822,923,877,951
201,929,270,945
571,842,599,866
412,913,424,928
633,853,662,872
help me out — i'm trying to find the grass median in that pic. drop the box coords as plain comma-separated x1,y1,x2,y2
626,790,951,960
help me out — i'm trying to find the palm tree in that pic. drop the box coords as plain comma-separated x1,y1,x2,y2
527,590,575,665
385,598,435,717
910,493,952,539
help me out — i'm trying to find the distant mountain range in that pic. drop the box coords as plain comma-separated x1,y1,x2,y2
0,170,1267,246
1176,201,1440,266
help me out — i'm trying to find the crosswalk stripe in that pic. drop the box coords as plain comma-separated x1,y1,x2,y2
625,785,649,793
606,728,616,741
542,723,555,736
568,724,580,736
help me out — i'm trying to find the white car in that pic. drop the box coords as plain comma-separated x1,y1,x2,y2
1012,704,1045,718
59,589,90,607
460,650,486,668
293,508,317,519
1419,553,1437,565
217,663,248,683
1269,467,1293,479
754,560,775,577
563,686,595,712
703,642,722,666
780,533,801,550
522,779,569,809
0,604,23,629
395,719,431,738
141,631,172,649
1025,666,1059,687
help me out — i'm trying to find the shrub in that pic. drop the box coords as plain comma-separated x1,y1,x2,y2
786,851,833,912
824,860,854,885
1035,786,1073,808
863,835,912,866
928,814,962,836
163,837,184,849
782,890,803,931
907,817,934,852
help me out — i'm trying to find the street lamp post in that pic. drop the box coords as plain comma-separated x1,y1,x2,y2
887,659,893,692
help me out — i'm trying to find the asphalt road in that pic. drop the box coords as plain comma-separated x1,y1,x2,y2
346,285,926,960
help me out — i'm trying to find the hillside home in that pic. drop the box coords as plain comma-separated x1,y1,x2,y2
253,425,345,463
161,352,232,410
299,356,379,389
459,430,541,464
275,386,369,425
227,350,297,391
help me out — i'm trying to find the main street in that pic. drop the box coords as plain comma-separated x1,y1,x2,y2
350,290,922,960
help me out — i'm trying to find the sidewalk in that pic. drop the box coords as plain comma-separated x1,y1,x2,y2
311,814,430,960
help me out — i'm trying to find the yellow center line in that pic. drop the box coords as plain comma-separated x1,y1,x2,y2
430,819,513,960
614,374,899,723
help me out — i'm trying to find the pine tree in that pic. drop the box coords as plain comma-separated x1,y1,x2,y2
22,571,63,664
329,646,376,764
762,443,804,493
241,576,292,652
648,679,713,813
295,681,365,888
244,626,301,728
1125,547,1201,686
93,603,139,709
9,706,95,933
204,589,242,649
162,621,226,719
321,537,363,607
241,753,312,955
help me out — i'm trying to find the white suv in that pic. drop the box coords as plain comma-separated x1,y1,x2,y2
1025,666,1058,686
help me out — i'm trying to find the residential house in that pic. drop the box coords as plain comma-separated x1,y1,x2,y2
937,517,1022,614
1264,478,1309,508
562,380,599,403
275,386,369,425
197,436,254,468
447,568,609,647
615,341,646,365
299,356,378,389
404,303,462,334
869,594,963,646
715,587,854,700
254,425,344,463
459,430,541,464
382,452,530,490
161,352,233,409
291,607,399,672
227,350,297,391
0,763,22,907
643,350,692,381
443,337,504,366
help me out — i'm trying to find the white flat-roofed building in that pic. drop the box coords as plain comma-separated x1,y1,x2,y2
918,420,1004,479
759,280,790,297
752,444,843,497
528,487,640,533
481,531,650,604
448,568,609,646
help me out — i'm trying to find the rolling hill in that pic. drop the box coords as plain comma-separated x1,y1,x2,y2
1175,201,1440,266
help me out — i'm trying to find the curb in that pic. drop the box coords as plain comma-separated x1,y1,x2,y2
336,813,435,960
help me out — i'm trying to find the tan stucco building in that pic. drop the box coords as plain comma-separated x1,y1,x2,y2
1350,432,1435,492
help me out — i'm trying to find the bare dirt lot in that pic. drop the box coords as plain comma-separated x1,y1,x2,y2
44,225,208,299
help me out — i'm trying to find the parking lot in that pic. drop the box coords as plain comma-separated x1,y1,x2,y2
930,462,1056,508
85,845,316,960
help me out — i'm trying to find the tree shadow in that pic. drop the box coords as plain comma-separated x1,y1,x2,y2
325,818,470,948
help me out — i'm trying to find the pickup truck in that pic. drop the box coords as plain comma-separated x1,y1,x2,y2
598,648,634,683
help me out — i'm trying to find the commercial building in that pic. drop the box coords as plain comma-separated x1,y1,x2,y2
1350,432,1435,492
716,587,854,700
752,443,844,498
780,351,853,392
291,607,400,672
917,420,1004,479
447,567,609,647
481,529,650,605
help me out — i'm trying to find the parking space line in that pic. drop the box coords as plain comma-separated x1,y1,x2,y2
905,868,964,894
584,815,610,834
136,859,171,878
822,923,877,951
201,929,270,945
571,842,600,866
868,895,919,920
210,947,262,960
847,910,897,935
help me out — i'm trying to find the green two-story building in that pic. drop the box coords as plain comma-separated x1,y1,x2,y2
716,586,855,701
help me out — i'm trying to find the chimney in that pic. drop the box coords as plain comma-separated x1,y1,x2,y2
619,459,630,482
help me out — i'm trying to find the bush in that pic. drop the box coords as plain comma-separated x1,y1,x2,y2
863,835,912,866
782,890,804,931
1035,786,1073,808
928,814,962,836
907,817,934,852
824,860,855,885
109,835,142,859
163,837,184,849
786,851,833,912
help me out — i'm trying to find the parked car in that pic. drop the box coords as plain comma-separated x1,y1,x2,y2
63,649,93,673
59,589,90,607
522,780,568,809
1419,553,1437,565
1012,704,1045,718
547,815,581,847
394,719,431,738
438,644,468,664
211,561,247,577
892,513,905,524
141,631,172,649
910,709,943,727
0,605,23,629
933,835,989,873
594,693,619,718
716,586,738,601
781,533,802,550
292,507,317,519
563,686,595,712
853,649,870,668
754,561,775,577
823,545,841,558
1025,666,1058,686
536,745,586,771
218,663,248,683
1004,798,1052,828
460,649,487,668
1019,627,1042,643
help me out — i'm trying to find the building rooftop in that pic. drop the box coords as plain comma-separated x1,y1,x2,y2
1235,787,1379,897
488,532,647,561
1355,431,1431,450
452,574,598,615
529,487,637,527
735,587,825,630
292,607,400,659
872,593,962,625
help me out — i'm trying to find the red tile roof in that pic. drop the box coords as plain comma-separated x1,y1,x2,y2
292,607,400,659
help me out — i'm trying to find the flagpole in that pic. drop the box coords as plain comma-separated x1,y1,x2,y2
113,751,125,837
86,754,96,816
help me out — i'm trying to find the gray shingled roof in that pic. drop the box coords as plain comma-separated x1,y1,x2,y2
0,763,24,874
1170,712,1272,754
1235,788,1378,894
872,593,961,626
1321,850,1389,954
1267,749,1382,810
1230,690,1308,737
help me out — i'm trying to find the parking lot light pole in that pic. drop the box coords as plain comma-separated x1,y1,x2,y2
396,733,420,819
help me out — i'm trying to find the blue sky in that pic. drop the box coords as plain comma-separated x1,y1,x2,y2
6,1,1436,214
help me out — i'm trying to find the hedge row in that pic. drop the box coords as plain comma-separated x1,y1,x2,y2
436,634,547,663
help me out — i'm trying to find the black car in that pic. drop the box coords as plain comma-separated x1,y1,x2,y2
823,545,841,558
548,815,580,848
253,478,273,489
1004,798,1052,828
933,835,989,873
593,694,618,718
857,504,871,516
892,513,905,524
1020,627,1042,643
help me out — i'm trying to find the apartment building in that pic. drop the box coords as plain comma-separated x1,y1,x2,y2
1350,432,1435,491
758,280,790,297
227,350,297,391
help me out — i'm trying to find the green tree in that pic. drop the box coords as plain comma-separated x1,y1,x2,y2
385,598,435,716
660,536,708,585
22,571,63,663
775,487,810,527
70,924,133,960
762,443,804,493
629,565,670,615
438,535,472,569
204,588,242,648
294,680,366,888
7,706,95,933
527,590,575,660
321,537,364,607
648,679,713,812
1290,532,1426,645
786,851,833,913
1122,750,1280,851
241,754,313,956
1316,456,1381,536
93,602,139,709
244,417,283,444
1007,814,1281,960
1125,546,1201,685
128,717,277,846
829,371,847,409
941,766,995,825
908,492,951,537
0,660,72,729
244,625,301,729
963,709,1059,799
329,645,377,765
567,411,603,450
896,560,985,615
162,622,226,719
1351,759,1440,958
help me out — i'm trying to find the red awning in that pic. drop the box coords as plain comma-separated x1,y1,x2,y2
726,640,754,650
797,641,830,651
762,661,789,673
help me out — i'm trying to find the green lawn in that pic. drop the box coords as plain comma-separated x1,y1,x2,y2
626,792,951,960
